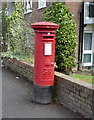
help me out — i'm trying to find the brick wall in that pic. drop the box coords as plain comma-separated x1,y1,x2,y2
65,2,82,36
65,2,83,63
2,57,94,118
25,2,51,23
2,57,34,84
54,71,94,118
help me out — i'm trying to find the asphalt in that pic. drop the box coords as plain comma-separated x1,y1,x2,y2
2,66,84,118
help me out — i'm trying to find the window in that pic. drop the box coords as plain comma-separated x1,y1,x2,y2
84,33,92,50
93,53,94,65
38,0,46,9
84,54,91,63
83,33,93,66
89,2,94,18
24,0,32,14
84,2,94,24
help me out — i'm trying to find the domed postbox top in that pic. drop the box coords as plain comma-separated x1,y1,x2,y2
31,22,59,29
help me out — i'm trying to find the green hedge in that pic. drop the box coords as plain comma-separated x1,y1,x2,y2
44,2,77,74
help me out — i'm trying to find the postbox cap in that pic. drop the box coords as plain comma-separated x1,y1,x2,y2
31,21,59,29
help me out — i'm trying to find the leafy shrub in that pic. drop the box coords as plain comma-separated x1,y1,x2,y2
44,2,77,74
6,2,34,56
2,51,34,64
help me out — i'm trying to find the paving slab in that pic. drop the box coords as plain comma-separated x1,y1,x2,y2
2,67,85,118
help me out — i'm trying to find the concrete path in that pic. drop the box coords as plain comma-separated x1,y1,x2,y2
2,67,84,118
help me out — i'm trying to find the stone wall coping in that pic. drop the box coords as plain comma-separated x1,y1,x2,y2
7,58,34,67
21,61,34,67
54,71,94,91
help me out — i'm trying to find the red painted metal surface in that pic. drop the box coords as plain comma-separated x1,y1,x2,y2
31,22,59,86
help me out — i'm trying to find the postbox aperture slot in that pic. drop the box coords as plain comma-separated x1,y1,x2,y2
43,36,54,39
44,43,52,55
42,34,54,40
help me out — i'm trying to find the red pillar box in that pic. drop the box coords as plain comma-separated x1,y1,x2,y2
31,22,59,104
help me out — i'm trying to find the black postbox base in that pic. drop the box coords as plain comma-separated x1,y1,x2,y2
33,85,53,104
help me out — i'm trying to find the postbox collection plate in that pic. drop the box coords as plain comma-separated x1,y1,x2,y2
44,43,52,55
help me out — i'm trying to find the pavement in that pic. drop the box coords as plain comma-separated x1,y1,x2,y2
2,67,85,118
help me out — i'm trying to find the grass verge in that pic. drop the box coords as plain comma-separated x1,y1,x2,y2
70,74,94,84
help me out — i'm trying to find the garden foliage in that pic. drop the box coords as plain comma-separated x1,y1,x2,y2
6,2,34,58
44,2,77,74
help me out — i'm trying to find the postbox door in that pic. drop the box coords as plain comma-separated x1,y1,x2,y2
38,33,56,86
34,32,56,86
